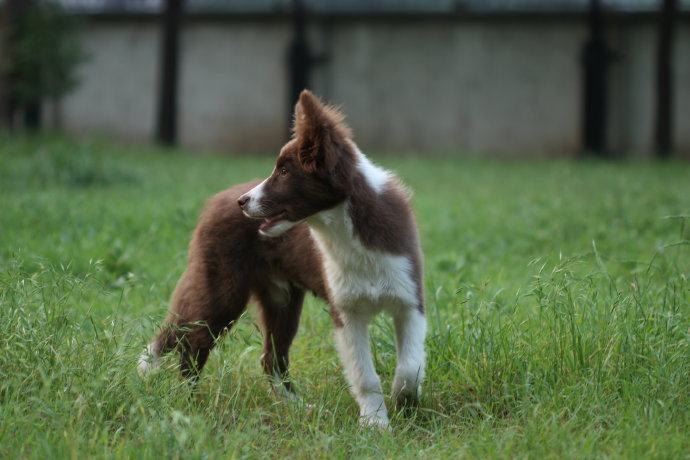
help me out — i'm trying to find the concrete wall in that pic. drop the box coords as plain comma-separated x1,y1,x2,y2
316,20,584,155
608,21,655,156
59,15,690,156
179,22,291,152
62,22,160,143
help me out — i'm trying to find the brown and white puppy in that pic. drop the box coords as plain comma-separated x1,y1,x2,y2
139,90,426,428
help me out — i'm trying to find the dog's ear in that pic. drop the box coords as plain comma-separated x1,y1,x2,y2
293,90,352,174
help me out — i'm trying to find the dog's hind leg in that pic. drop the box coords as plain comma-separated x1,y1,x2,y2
138,271,251,380
254,280,305,400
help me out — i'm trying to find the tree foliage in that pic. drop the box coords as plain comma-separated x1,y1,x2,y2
3,0,85,106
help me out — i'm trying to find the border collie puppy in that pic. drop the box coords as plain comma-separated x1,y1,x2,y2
139,90,426,428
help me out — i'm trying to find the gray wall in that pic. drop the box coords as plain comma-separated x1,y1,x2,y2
61,23,160,143
316,20,584,156
59,15,690,156
179,23,291,151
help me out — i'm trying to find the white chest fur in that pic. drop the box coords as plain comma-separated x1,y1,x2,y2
308,202,418,313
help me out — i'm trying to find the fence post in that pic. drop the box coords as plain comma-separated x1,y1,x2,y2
0,2,7,129
287,0,327,138
2,0,33,130
156,0,183,147
581,0,612,156
655,0,677,159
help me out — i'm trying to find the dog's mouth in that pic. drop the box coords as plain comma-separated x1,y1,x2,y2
258,211,288,232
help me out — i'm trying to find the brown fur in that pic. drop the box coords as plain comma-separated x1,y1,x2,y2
146,90,424,398
149,181,326,384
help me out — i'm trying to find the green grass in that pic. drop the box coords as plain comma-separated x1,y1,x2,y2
1,135,688,459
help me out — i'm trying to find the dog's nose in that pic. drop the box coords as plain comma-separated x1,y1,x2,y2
237,194,250,209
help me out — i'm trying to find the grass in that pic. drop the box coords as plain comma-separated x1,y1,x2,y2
0,135,688,459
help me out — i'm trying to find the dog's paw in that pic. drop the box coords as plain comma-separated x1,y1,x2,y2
270,381,315,408
137,344,160,377
393,379,421,409
394,384,421,410
269,385,316,419
271,381,297,401
359,412,391,431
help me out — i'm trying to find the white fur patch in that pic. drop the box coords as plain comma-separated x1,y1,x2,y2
271,371,298,402
137,342,161,377
308,202,418,313
241,178,269,218
353,146,391,194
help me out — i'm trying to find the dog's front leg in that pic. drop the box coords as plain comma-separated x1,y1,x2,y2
334,310,389,429
392,307,427,408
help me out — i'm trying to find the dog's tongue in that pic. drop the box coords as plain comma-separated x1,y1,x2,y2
259,211,287,231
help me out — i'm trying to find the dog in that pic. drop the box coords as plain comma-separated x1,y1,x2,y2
139,90,426,428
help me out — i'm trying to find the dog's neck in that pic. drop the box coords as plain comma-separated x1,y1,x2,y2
307,147,389,252
351,146,391,194
307,200,356,248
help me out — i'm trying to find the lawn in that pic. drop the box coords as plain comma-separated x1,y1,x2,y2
0,136,688,459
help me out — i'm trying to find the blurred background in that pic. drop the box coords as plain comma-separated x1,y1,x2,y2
0,0,688,158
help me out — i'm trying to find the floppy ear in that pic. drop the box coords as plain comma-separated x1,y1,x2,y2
293,90,352,174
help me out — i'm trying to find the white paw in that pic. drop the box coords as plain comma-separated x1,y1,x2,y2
359,412,390,430
137,343,160,377
271,382,299,402
270,376,315,411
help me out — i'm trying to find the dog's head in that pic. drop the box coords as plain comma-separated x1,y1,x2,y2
238,90,356,237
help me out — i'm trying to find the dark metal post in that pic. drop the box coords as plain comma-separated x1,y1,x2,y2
287,0,327,137
156,0,183,147
0,2,9,128
581,0,611,156
655,0,677,159
3,0,32,130
288,0,311,133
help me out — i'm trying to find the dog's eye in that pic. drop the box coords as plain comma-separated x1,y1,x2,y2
279,167,288,176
